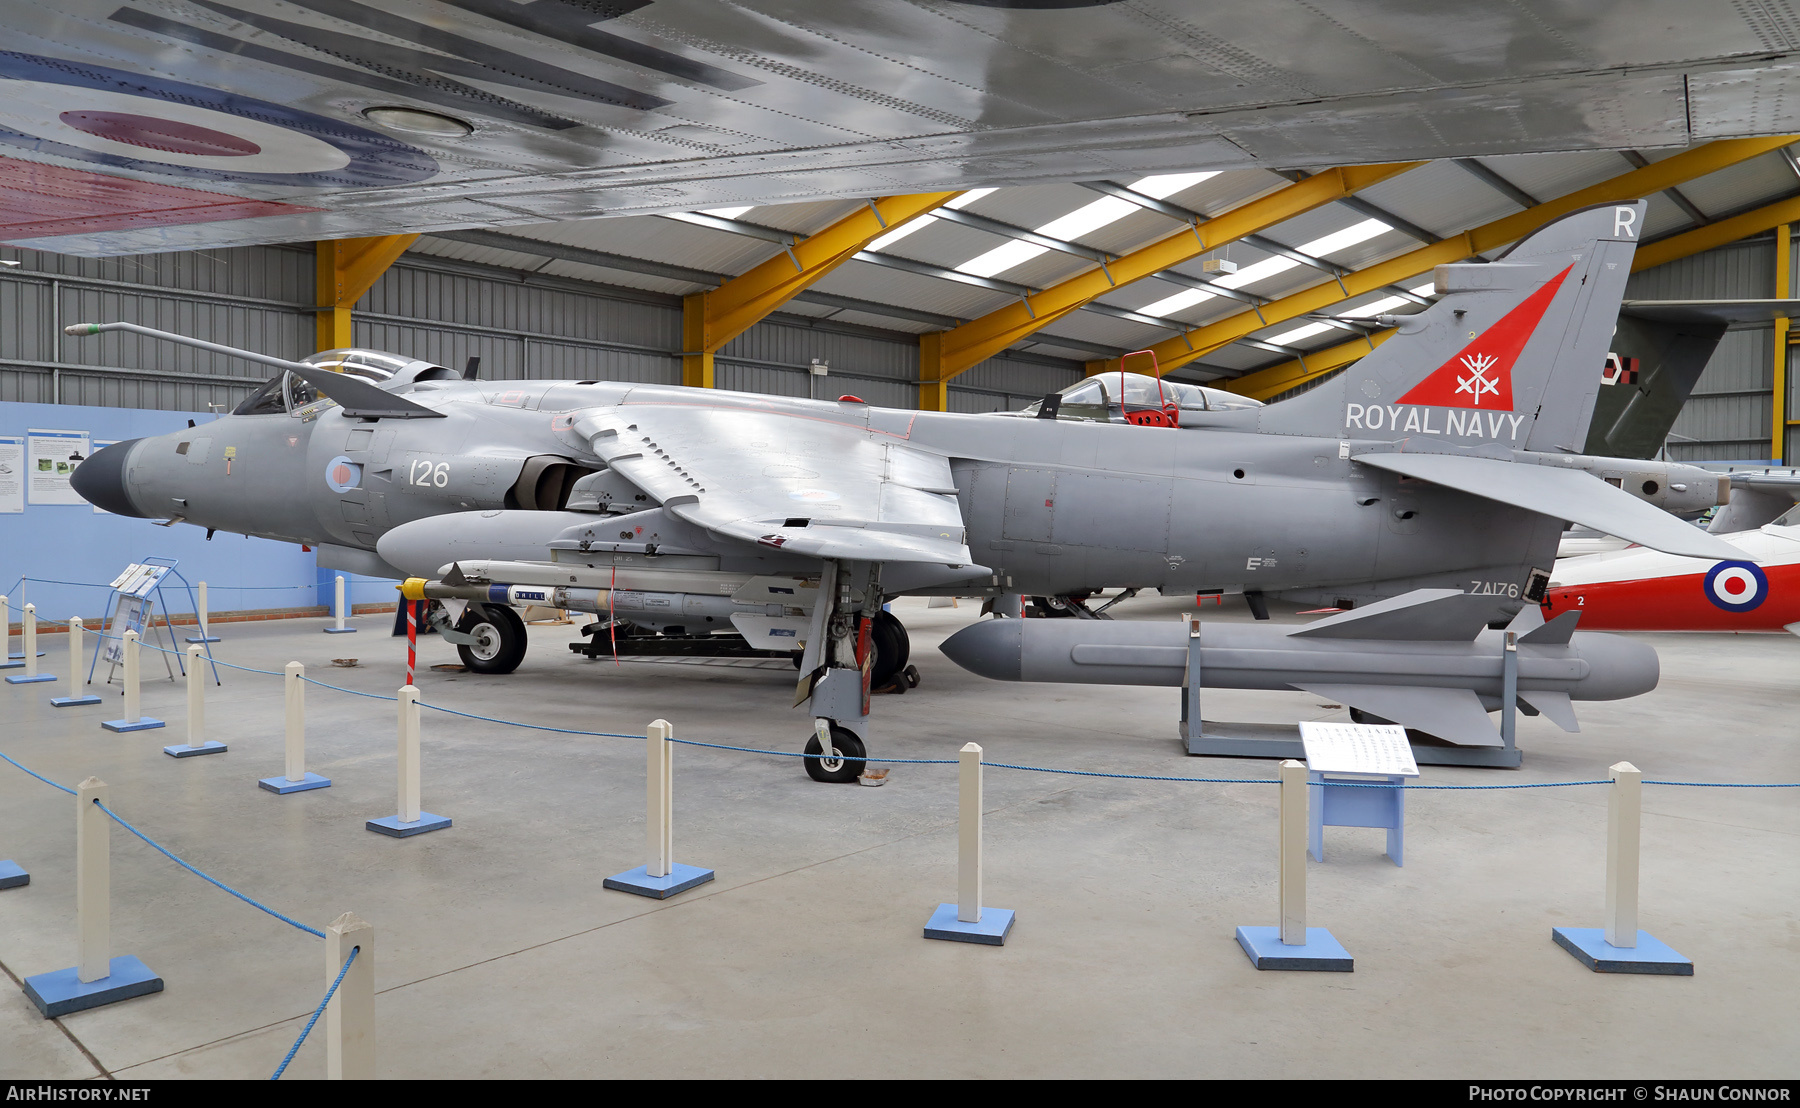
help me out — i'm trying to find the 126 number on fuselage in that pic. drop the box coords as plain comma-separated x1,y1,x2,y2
409,460,449,488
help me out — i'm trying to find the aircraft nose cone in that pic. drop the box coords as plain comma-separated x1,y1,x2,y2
71,438,147,517
938,617,1024,682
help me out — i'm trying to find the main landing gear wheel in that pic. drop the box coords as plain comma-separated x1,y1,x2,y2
870,610,909,688
455,604,527,675
803,724,867,784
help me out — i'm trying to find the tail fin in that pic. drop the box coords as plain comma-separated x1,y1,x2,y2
1258,201,1647,450
1588,299,1800,457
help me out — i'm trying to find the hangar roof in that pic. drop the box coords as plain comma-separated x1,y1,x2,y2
409,141,1800,390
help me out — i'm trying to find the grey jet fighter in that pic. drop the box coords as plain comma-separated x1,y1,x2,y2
71,200,1741,779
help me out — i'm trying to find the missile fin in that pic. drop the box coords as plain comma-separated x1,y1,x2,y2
1519,610,1580,645
1298,683,1503,747
1288,588,1489,641
1519,690,1580,732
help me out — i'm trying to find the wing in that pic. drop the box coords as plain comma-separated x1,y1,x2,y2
1353,452,1744,561
568,403,978,570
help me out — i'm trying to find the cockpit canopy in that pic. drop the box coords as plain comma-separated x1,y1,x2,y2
232,348,454,417
1018,372,1264,422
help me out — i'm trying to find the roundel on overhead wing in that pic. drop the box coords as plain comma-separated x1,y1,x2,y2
0,52,436,188
1702,560,1768,612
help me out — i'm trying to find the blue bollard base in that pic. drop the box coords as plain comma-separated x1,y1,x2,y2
24,957,163,1018
0,660,19,670
604,863,715,899
1236,926,1354,971
260,772,331,794
183,636,220,644
7,673,55,684
101,717,165,733
50,694,102,707
0,860,28,889
923,903,1015,945
163,741,226,758
366,812,451,838
323,626,358,634
1552,927,1693,975
6,651,45,659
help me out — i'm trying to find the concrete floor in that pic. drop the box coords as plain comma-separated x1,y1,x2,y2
0,594,1795,1080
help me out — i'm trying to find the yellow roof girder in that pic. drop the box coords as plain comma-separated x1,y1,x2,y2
922,162,1422,385
316,234,419,351
1139,135,1799,378
1223,178,1800,401
685,191,959,354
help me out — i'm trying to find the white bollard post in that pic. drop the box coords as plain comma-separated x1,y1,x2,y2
397,685,420,824
922,740,1013,943
76,777,109,983
602,718,712,896
958,741,983,924
22,604,36,676
1278,758,1307,946
364,685,446,834
1605,761,1642,949
0,594,12,666
186,645,203,744
100,630,165,732
324,912,375,1080
122,630,139,722
259,663,330,792
198,581,208,640
324,575,357,633
286,662,305,782
52,618,100,707
6,604,53,684
19,775,164,1015
646,719,673,879
164,645,224,756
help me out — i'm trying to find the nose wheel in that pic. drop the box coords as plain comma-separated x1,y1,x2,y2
803,722,867,784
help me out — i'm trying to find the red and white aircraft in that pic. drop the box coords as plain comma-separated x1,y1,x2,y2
1542,505,1800,635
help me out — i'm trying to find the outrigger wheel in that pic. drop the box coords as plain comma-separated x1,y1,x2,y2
455,603,527,675
869,610,910,688
803,723,867,784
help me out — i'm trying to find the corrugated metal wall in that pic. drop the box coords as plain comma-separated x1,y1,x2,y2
0,242,1081,415
1625,236,1781,462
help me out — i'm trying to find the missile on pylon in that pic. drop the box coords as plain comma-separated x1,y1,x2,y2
938,588,1658,748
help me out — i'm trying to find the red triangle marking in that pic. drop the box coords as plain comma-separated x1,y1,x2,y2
1396,264,1574,411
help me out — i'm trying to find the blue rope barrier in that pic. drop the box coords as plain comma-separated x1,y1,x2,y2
1642,779,1800,788
272,946,358,1081
0,748,77,796
93,800,325,940
15,577,319,593
415,700,640,739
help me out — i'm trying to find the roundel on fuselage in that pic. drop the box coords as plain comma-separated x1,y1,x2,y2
0,52,436,188
1703,561,1768,612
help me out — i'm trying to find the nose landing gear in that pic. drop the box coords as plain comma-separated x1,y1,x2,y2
803,720,867,784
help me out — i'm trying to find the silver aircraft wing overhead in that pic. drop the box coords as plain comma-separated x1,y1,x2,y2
567,405,977,569
1352,452,1745,561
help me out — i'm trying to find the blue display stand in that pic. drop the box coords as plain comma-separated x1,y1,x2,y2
322,626,357,634
923,903,1015,946
1309,771,1406,866
50,692,102,707
604,863,714,899
366,813,451,838
1236,926,1354,971
24,956,163,1017
6,672,55,684
101,716,164,733
260,772,331,794
0,860,28,889
163,740,226,758
1552,928,1693,975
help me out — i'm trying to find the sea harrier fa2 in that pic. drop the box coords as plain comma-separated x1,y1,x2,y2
71,201,1742,778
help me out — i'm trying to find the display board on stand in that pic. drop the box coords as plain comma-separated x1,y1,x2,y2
88,559,219,688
